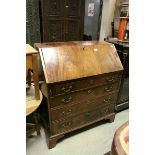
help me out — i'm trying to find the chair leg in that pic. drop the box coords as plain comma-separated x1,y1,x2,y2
26,111,41,138
34,112,40,135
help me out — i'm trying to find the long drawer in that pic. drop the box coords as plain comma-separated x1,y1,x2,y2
49,83,119,107
51,105,114,134
50,93,118,121
48,72,122,97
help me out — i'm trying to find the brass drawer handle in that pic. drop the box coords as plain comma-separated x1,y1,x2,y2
87,89,93,94
106,77,114,82
61,85,73,93
61,96,72,103
61,121,73,128
62,109,72,115
100,109,109,115
103,97,112,103
104,86,113,92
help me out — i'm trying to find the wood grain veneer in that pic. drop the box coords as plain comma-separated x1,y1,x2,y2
35,41,123,149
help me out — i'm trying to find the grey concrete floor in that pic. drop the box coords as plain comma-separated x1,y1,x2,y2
27,109,129,155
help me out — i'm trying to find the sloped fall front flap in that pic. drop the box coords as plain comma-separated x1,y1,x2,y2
36,41,123,83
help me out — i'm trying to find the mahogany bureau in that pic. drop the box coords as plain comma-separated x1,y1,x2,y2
35,41,123,149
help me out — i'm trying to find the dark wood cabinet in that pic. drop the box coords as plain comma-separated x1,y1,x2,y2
47,0,64,17
65,19,81,41
35,41,123,149
65,0,82,17
40,0,85,42
116,44,129,111
105,39,129,111
46,20,64,42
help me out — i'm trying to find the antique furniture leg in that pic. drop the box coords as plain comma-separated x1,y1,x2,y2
34,112,40,135
32,54,40,100
27,69,32,87
109,114,115,123
47,134,64,149
26,123,37,138
26,112,41,137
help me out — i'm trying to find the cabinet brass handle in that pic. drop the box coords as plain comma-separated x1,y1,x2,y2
103,97,112,103
61,96,72,103
61,121,73,128
61,85,73,93
62,109,72,115
104,86,113,92
106,77,114,82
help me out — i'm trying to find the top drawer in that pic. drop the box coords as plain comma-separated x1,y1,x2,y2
48,72,122,97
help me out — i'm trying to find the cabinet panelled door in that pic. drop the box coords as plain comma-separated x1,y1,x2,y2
41,0,85,42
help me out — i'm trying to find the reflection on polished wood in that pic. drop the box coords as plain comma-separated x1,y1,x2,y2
36,41,123,83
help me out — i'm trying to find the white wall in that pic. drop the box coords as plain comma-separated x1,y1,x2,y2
99,0,116,41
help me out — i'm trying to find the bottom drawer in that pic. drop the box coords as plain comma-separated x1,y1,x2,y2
51,105,114,134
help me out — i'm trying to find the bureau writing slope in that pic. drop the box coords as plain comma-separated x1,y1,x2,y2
35,41,123,149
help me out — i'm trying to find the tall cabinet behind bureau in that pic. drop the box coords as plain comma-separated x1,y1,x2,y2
35,41,123,149
40,0,85,42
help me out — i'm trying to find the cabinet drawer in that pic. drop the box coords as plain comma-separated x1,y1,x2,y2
51,93,118,121
51,105,114,134
49,83,119,107
48,72,122,97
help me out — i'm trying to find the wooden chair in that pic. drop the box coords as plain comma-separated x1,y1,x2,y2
26,44,42,138
26,44,40,100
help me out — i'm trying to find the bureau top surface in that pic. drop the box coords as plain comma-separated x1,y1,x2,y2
35,41,123,83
